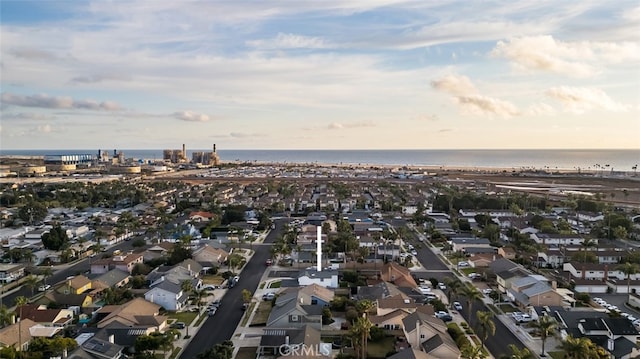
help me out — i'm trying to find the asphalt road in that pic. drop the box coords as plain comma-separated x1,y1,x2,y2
179,220,282,359
456,295,525,358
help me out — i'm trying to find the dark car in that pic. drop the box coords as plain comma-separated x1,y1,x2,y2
170,322,186,329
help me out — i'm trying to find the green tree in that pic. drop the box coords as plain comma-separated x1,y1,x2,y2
241,289,252,305
196,340,234,359
350,316,373,359
181,280,193,295
23,275,39,296
41,224,70,251
530,315,557,357
17,201,47,224
444,277,463,306
618,262,639,294
580,238,596,263
460,285,483,323
460,344,487,359
0,305,14,328
476,311,495,349
506,344,535,359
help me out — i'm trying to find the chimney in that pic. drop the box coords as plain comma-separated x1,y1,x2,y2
551,280,557,290
416,320,420,346
285,335,289,345
108,334,115,344
300,297,304,304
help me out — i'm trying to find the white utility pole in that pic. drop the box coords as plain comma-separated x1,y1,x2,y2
317,226,322,272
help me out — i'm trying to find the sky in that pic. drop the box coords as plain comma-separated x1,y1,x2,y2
0,1,639,150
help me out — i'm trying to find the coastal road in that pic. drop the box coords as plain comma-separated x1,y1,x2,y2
179,220,282,359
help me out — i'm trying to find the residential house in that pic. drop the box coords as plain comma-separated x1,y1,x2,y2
498,247,516,260
377,295,421,316
18,305,74,327
388,349,438,359
555,309,640,359
192,244,228,272
68,334,124,359
258,325,330,358
90,253,143,275
0,263,25,283
506,276,564,308
0,318,36,351
380,262,418,289
488,258,532,293
370,309,410,330
58,275,92,295
402,311,460,359
531,233,592,246
296,283,334,306
144,278,189,311
458,209,516,218
450,237,491,252
376,244,401,259
94,269,130,288
298,269,338,288
355,281,406,301
563,262,640,281
38,292,93,309
468,253,497,268
267,294,323,330
96,297,167,330
188,211,215,222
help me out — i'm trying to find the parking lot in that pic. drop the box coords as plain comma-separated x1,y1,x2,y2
592,294,640,317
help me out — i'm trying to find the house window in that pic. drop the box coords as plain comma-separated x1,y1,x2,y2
311,299,318,305
420,334,425,339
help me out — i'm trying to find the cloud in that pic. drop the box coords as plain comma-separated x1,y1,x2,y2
229,132,262,138
70,73,132,84
10,48,59,61
526,103,556,116
247,33,331,49
491,35,640,78
327,121,376,130
0,92,122,111
430,74,477,96
1,112,56,121
545,86,629,113
438,129,452,133
172,111,211,122
431,74,519,118
455,95,520,118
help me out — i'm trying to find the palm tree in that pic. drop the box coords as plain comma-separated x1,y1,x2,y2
15,296,27,354
559,335,590,359
42,267,53,286
23,275,39,297
460,285,483,322
460,344,486,359
191,288,208,311
580,238,596,263
0,305,14,328
506,344,535,359
350,316,373,359
181,280,193,296
476,311,496,349
443,277,463,306
530,315,557,357
618,262,639,294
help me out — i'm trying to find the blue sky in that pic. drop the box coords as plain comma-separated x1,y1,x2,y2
1,0,638,150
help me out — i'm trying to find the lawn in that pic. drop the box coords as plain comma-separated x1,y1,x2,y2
240,302,257,327
167,311,197,326
268,280,282,289
366,336,396,358
200,274,225,286
548,351,565,359
497,303,518,313
250,300,273,326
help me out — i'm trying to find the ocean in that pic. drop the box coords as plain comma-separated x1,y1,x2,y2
0,149,638,172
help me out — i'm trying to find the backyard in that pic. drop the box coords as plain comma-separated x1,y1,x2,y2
367,336,396,358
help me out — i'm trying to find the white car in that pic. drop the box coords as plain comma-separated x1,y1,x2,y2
482,288,493,295
38,284,51,292
621,313,630,318
417,286,432,294
411,250,418,256
438,282,447,290
468,273,481,279
628,315,637,322
453,302,463,311
593,297,602,302
458,261,469,267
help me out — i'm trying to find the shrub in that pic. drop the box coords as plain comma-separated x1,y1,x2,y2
369,326,386,341
345,308,359,323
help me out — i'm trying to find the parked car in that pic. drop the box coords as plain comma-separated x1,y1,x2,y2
438,282,447,290
512,312,532,323
208,307,217,316
435,311,453,322
458,261,469,267
262,292,276,301
38,284,51,292
453,302,463,311
482,288,493,295
170,322,186,329
241,303,249,311
417,286,432,295
265,259,273,266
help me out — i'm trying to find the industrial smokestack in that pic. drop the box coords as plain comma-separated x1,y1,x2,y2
182,144,186,158
213,144,216,153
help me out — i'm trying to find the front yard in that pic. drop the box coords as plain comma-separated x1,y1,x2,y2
250,300,273,326
200,274,225,286
167,311,198,326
